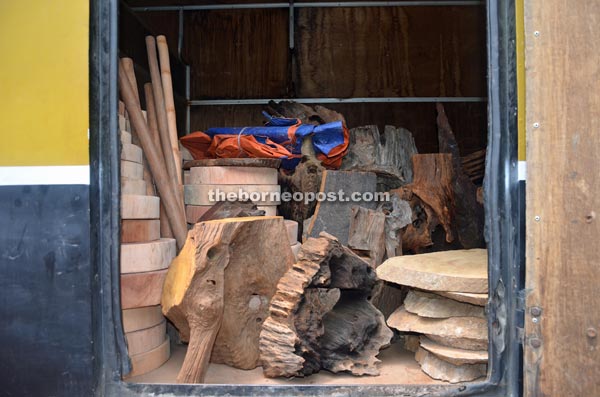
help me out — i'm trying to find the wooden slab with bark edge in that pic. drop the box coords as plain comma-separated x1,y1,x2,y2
419,336,488,365
121,179,147,196
122,305,164,333
121,160,144,180
120,238,176,274
121,195,160,220
161,216,294,383
377,249,488,293
404,290,485,318
348,206,386,267
415,347,486,383
387,306,488,351
185,205,276,223
121,219,160,243
125,320,167,355
188,166,278,185
183,158,281,170
259,232,392,378
121,269,168,309
123,335,170,379
434,291,488,307
285,220,299,244
184,184,281,206
121,143,143,164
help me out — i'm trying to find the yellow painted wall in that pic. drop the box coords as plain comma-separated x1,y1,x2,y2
0,1,89,166
516,0,526,161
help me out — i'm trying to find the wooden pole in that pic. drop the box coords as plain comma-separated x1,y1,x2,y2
156,35,183,185
121,57,155,197
145,83,174,239
145,36,182,200
118,60,187,249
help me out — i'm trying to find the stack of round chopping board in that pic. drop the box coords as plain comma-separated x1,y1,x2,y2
184,165,281,223
119,118,172,378
285,220,302,259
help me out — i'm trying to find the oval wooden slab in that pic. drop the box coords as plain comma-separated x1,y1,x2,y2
184,184,281,206
125,320,167,356
121,160,144,180
124,335,170,378
122,305,164,333
121,143,143,164
121,219,161,243
285,220,298,245
434,291,488,307
188,166,278,185
121,238,176,274
183,158,281,170
121,195,160,220
121,179,147,196
121,269,168,309
121,130,132,145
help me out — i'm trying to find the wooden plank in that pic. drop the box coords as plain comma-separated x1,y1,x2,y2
121,195,160,220
184,184,281,206
122,305,164,333
524,1,600,396
125,320,167,356
121,219,160,243
121,269,168,309
121,179,147,196
121,130,132,145
121,160,144,180
120,238,176,274
124,335,170,379
188,166,278,185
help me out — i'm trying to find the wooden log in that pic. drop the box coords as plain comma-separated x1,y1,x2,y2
124,335,170,378
121,195,160,220
122,305,164,333
259,233,392,378
306,170,377,245
121,219,160,243
387,306,488,351
184,184,281,206
121,160,144,180
125,320,167,356
119,59,187,249
291,241,301,258
437,103,485,249
347,206,386,267
377,249,488,293
188,166,278,185
161,217,294,383
121,143,143,164
415,347,487,383
187,200,268,224
121,179,147,196
120,238,176,274
185,204,276,223
183,158,281,170
376,193,412,258
285,220,298,245
121,269,168,309
157,35,183,185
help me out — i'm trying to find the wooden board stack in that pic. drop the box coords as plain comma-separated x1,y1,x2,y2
184,165,281,224
376,249,489,383
119,102,173,378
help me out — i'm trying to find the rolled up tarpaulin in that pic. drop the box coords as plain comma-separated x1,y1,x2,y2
180,113,348,169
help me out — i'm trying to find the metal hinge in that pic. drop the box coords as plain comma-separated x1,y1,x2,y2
515,289,526,344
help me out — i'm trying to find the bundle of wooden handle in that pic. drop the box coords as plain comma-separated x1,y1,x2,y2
118,35,187,250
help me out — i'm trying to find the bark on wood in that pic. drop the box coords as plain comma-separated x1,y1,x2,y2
196,200,266,222
436,103,485,249
376,194,412,258
183,158,282,170
259,232,392,378
341,125,418,190
161,217,294,383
